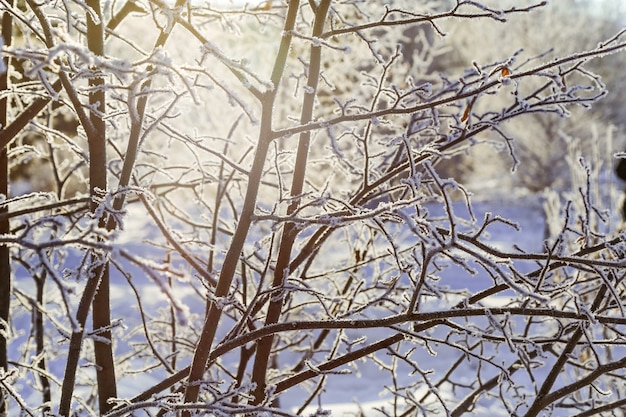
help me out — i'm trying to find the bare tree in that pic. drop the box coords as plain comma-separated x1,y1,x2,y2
1,1,626,416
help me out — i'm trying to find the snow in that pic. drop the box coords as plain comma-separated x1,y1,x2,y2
288,198,547,416
3,189,550,416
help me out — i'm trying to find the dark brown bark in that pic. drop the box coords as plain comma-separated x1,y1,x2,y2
0,2,12,414
86,0,117,412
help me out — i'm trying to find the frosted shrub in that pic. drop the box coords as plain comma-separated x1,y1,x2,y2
1,1,626,416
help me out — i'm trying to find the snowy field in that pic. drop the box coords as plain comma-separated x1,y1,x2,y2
10,186,604,416
289,192,549,416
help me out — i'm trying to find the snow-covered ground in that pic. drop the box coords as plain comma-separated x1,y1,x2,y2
7,175,625,416
288,192,549,416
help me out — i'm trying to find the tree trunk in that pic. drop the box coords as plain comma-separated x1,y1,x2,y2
0,3,13,415
86,0,117,412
